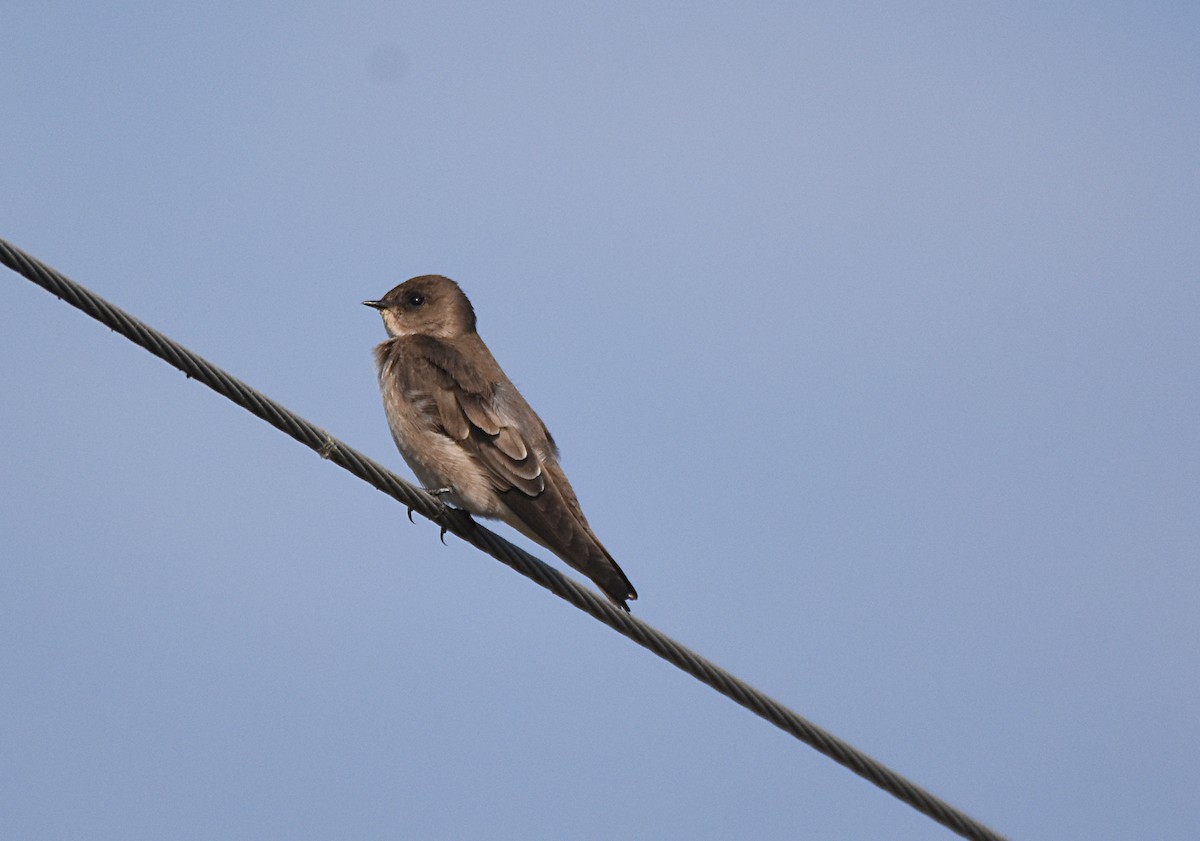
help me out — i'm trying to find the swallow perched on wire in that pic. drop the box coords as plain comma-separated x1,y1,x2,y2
364,275,637,610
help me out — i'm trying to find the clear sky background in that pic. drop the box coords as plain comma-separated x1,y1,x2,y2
2,4,1197,840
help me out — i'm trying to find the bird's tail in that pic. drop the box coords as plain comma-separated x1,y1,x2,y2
498,487,637,611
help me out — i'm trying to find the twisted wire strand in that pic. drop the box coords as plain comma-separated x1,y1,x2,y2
1,236,1009,841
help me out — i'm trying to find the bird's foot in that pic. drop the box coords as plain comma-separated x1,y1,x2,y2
437,505,475,545
404,488,472,545
406,487,454,523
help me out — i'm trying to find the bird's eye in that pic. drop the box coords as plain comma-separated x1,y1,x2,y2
407,293,425,307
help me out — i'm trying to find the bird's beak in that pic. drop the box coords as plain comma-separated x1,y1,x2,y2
362,300,386,310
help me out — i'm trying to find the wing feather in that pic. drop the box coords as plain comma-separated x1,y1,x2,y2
399,335,549,496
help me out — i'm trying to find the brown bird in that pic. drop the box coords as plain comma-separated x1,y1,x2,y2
364,275,637,610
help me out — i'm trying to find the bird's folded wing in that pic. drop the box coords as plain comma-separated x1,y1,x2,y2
400,335,548,497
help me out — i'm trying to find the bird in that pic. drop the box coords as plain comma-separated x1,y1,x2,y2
364,275,638,610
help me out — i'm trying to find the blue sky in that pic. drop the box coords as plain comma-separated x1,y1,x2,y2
2,3,1198,839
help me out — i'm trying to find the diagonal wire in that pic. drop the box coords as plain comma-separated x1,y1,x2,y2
0,235,1009,841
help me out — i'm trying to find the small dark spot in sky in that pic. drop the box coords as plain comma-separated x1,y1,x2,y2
367,42,409,87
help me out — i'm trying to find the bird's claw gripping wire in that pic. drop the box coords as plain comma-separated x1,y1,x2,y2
406,487,454,528
436,504,476,546
405,485,458,543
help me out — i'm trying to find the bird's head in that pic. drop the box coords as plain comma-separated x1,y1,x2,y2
363,274,477,339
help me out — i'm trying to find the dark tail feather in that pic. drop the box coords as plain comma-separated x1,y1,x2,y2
498,487,637,610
